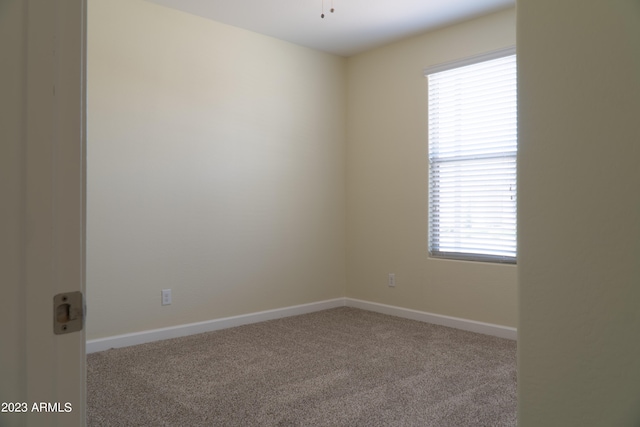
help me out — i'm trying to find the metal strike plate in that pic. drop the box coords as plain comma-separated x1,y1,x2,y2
53,291,84,334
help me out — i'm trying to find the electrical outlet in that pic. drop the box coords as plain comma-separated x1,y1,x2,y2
388,273,395,287
162,289,172,306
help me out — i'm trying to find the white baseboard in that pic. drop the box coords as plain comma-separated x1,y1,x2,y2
345,298,517,340
86,298,346,353
87,297,516,353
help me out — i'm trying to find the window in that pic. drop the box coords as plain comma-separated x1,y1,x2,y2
426,48,517,263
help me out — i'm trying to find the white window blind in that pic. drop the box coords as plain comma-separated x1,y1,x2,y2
426,50,517,263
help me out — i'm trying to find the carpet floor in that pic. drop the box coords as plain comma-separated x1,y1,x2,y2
87,307,517,426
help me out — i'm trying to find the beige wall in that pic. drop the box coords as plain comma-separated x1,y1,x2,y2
518,0,640,425
88,2,519,341
346,8,517,327
87,0,347,339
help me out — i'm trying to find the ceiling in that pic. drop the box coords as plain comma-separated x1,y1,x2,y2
146,0,515,57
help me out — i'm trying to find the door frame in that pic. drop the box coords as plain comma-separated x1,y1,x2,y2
1,1,87,426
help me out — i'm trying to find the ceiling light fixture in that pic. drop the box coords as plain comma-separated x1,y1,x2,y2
321,0,335,18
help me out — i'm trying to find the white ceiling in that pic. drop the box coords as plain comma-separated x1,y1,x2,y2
146,0,515,57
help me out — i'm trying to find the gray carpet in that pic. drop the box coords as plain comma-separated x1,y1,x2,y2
87,307,517,426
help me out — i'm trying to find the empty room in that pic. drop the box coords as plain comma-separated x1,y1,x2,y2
86,0,517,424
2,0,638,426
